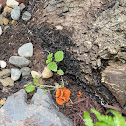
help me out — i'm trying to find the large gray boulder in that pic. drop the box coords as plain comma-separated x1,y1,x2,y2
0,89,73,126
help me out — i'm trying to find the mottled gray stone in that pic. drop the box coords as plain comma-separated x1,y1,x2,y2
18,43,33,57
0,89,73,126
11,68,21,81
0,69,11,79
9,56,30,68
11,6,20,20
20,67,31,78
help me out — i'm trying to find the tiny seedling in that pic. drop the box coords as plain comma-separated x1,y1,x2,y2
46,51,64,75
83,108,126,126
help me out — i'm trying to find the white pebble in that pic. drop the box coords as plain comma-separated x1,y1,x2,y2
6,0,19,8
0,61,7,68
0,26,2,35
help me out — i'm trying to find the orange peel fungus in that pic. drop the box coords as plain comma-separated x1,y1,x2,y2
56,87,71,105
77,90,82,100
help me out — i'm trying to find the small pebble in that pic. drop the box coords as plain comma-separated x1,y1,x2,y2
0,98,6,105
0,26,2,35
19,3,25,11
18,43,33,57
11,68,21,81
31,71,42,78
6,0,19,8
22,11,31,21
55,25,63,30
42,67,53,79
3,17,9,25
0,60,7,68
21,67,31,78
11,6,20,20
0,77,14,87
11,20,17,25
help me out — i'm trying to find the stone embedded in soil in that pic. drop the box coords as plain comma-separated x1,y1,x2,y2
6,0,19,8
22,11,31,21
0,98,6,106
19,3,25,11
11,6,20,20
3,17,9,25
55,25,63,30
0,69,11,79
9,56,30,68
42,67,53,79
31,70,42,79
0,26,2,35
20,67,31,78
0,60,7,68
0,77,14,87
101,62,126,107
0,88,73,126
11,20,17,25
11,68,21,81
18,43,33,57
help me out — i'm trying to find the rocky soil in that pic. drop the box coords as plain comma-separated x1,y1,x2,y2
0,0,126,125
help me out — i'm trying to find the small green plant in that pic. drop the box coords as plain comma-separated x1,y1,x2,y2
84,108,126,126
46,51,64,75
25,76,64,93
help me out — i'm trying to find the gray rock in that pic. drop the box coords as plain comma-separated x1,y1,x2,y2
0,69,11,79
22,11,31,21
0,89,73,126
11,68,21,81
9,56,30,68
20,67,31,78
18,43,33,57
11,6,20,20
0,77,14,87
101,62,126,107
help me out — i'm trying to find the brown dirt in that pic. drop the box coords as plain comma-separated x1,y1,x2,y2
0,0,124,125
